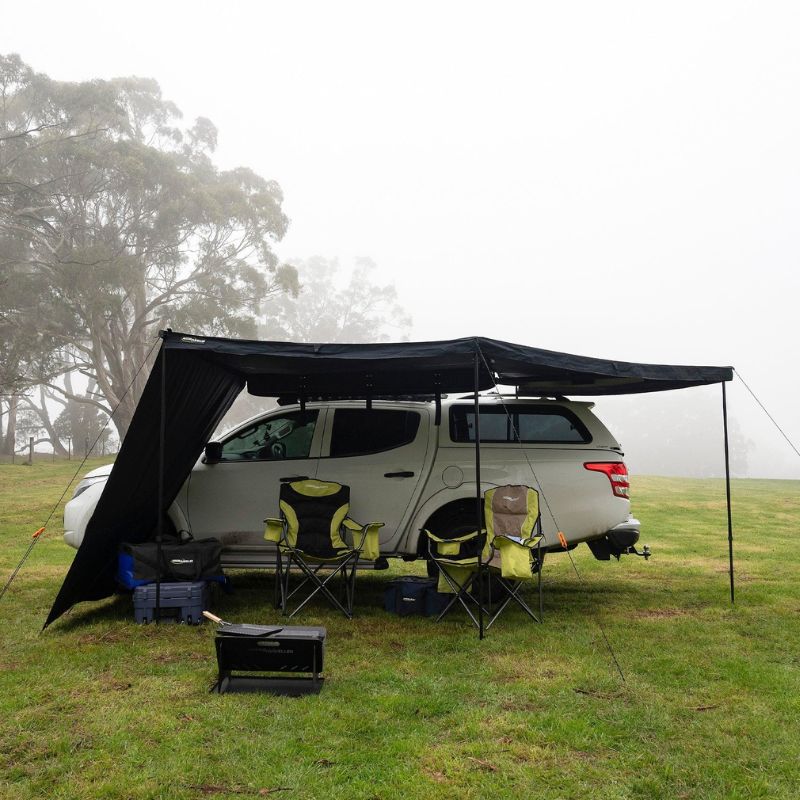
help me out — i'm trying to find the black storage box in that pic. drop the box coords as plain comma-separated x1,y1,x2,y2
133,581,209,624
212,624,326,695
120,538,223,585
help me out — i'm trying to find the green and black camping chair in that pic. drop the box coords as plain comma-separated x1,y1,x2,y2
264,479,383,619
425,524,488,629
425,484,544,629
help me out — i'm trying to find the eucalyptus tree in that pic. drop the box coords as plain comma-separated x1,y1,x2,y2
260,256,411,343
0,54,297,439
209,257,411,432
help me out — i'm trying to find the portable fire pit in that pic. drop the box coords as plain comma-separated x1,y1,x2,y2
205,613,326,695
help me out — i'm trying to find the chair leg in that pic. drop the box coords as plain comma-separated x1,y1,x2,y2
485,584,516,630
286,557,353,608
486,576,541,628
289,563,346,617
538,550,543,621
432,562,486,630
274,549,285,610
286,553,357,619
343,555,359,616
284,560,323,605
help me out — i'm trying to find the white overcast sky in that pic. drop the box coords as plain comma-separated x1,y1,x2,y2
2,1,799,477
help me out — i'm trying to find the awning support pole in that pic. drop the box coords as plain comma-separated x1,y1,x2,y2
474,346,484,639
722,381,734,604
156,339,167,622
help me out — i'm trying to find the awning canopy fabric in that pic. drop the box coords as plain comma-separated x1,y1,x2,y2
44,331,733,627
170,332,733,398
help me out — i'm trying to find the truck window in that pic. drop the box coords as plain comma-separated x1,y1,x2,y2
329,409,421,457
449,405,590,444
220,410,319,461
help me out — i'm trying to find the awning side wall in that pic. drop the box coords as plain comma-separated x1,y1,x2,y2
45,348,244,627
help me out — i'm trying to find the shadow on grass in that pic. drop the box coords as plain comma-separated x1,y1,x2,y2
44,561,687,636
218,568,658,624
47,592,135,633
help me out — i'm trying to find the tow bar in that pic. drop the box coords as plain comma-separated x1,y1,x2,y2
626,544,651,560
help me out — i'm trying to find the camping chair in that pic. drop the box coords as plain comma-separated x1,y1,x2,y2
425,484,544,630
264,480,383,619
425,525,488,629
483,484,544,629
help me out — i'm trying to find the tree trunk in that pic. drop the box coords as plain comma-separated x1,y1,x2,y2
108,391,136,443
1,394,18,455
64,372,86,452
34,385,69,457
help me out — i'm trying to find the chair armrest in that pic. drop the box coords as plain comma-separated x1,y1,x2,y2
263,518,284,544
343,518,384,560
425,529,483,558
491,534,540,579
521,533,544,549
425,530,481,544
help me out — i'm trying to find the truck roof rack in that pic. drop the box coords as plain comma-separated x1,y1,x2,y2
457,393,569,401
276,394,446,406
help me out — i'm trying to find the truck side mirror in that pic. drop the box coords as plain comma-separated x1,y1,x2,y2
204,441,223,463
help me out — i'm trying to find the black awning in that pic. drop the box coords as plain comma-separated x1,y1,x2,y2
44,331,732,626
164,332,733,398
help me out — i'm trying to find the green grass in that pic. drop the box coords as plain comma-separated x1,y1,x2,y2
1,462,799,799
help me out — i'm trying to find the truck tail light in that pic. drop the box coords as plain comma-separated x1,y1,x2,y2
584,462,630,498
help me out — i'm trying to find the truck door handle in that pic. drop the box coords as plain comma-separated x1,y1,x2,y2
384,471,415,478
280,475,309,482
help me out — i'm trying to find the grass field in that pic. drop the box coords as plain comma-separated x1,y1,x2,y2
1,460,799,799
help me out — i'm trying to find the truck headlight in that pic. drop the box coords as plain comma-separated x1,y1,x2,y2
72,478,103,499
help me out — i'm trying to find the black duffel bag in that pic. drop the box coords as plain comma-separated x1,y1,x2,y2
120,538,224,585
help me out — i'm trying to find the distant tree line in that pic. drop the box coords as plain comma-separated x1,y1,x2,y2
0,54,410,454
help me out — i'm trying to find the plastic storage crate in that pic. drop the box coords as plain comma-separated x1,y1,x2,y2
133,581,209,624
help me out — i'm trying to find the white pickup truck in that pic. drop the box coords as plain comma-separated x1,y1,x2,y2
64,395,642,567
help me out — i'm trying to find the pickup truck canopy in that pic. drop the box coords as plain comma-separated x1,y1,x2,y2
44,332,733,628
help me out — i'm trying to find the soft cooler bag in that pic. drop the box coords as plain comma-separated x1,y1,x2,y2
118,538,224,588
384,577,439,616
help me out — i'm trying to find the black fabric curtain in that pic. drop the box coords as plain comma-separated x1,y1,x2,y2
45,347,244,627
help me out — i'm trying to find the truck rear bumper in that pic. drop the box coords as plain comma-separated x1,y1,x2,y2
609,516,641,540
586,517,642,560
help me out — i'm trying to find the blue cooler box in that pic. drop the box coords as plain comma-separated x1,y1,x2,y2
133,581,208,624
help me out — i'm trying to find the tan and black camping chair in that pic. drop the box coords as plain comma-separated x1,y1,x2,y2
425,484,544,629
482,484,544,628
264,479,383,618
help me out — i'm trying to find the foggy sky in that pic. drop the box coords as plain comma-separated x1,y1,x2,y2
3,1,798,478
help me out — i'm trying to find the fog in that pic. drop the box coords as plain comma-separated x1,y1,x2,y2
3,1,798,477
